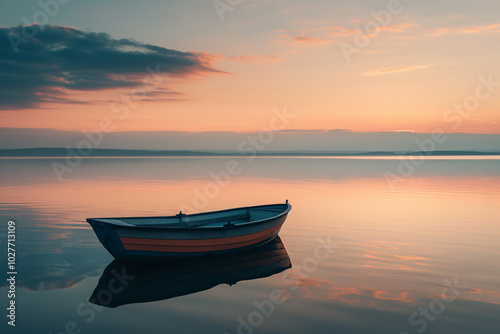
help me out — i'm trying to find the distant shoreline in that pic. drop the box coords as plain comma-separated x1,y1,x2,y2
1,148,499,157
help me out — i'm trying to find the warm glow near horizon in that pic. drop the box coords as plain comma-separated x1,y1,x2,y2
1,0,499,137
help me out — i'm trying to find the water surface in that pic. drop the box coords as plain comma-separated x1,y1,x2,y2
0,157,499,334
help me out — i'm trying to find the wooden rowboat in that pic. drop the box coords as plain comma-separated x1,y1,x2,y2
90,236,291,307
86,202,291,260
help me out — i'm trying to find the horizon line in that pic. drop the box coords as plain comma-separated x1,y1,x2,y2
1,127,500,135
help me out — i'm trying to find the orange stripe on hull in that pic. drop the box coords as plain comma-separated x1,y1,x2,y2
120,222,284,247
121,225,282,253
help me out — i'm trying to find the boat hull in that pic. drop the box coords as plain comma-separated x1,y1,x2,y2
87,203,291,260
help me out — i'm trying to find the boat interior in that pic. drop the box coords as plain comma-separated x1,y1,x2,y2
94,205,287,228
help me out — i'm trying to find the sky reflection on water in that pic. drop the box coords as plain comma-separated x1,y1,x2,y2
0,157,499,334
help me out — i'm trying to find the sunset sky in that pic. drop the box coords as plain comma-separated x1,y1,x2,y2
1,0,499,150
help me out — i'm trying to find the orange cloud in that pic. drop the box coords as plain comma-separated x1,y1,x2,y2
428,23,500,36
278,30,333,46
376,23,418,33
366,64,433,75
428,28,451,36
460,23,500,33
279,23,417,46
324,25,357,36
228,54,284,63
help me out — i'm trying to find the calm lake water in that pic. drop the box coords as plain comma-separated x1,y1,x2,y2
0,157,499,334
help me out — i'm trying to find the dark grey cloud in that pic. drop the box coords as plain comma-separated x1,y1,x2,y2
0,25,223,109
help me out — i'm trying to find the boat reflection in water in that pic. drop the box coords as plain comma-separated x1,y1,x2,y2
90,237,291,308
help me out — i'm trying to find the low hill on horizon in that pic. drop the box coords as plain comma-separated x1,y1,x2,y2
0,148,499,157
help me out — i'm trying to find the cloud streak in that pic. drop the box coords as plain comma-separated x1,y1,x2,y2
366,64,433,76
278,23,417,46
228,54,284,63
0,25,223,109
428,23,500,36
